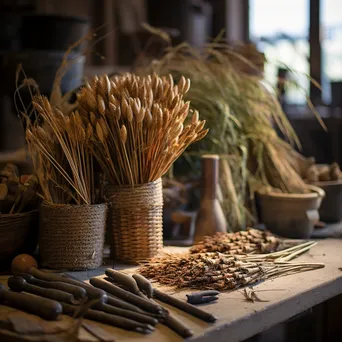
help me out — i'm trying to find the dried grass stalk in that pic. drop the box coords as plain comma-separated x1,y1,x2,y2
25,95,95,205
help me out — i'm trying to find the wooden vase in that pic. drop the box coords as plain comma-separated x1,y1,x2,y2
194,154,227,243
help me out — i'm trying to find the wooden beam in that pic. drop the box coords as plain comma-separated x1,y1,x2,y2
309,0,322,104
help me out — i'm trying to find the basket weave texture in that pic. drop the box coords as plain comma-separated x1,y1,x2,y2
107,178,163,263
0,210,38,264
39,203,107,270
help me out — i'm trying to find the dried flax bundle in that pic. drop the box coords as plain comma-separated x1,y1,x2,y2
25,95,95,205
76,73,208,185
190,229,280,255
139,246,324,291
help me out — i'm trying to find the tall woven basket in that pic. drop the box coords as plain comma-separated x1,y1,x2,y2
107,178,163,263
39,203,107,270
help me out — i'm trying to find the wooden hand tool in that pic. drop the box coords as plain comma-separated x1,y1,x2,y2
19,273,86,300
28,268,107,302
8,276,81,305
0,284,62,320
62,302,154,334
93,302,158,326
89,278,165,315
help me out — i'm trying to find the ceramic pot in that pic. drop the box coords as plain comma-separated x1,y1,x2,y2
311,180,342,222
257,185,325,239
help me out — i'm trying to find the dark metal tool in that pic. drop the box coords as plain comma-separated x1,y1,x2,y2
186,290,220,305
61,302,154,334
8,276,81,305
19,273,87,300
0,284,62,320
28,268,107,302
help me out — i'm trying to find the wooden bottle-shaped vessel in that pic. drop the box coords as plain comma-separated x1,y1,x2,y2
194,154,227,243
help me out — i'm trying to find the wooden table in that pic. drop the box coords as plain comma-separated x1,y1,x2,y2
1,239,342,342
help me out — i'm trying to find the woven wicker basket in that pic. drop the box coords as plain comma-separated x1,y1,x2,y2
39,203,107,270
107,178,163,263
0,210,38,266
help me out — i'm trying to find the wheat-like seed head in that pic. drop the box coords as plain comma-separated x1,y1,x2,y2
133,99,141,116
86,123,93,139
90,112,97,126
104,75,111,95
96,121,105,143
170,95,180,110
121,97,128,118
126,106,133,123
144,109,153,127
182,78,191,94
195,128,209,141
136,107,145,123
97,95,106,116
168,74,174,88
86,92,97,111
132,80,139,97
99,117,109,138
178,76,186,92
120,125,128,144
191,110,199,124
195,120,206,133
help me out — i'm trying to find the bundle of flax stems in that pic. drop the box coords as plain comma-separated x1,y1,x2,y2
139,241,323,291
76,73,208,185
190,228,280,254
25,95,95,205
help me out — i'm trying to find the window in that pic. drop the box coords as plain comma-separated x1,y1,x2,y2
250,0,342,107
321,0,342,103
249,0,310,105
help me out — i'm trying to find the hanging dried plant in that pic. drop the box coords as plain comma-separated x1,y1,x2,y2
76,73,208,185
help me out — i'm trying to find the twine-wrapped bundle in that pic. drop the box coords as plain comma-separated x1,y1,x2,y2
39,203,107,270
107,178,163,263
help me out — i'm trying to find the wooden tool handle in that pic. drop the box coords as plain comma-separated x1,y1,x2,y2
29,268,107,301
20,273,87,300
105,269,140,294
94,302,158,326
154,288,217,322
90,278,165,315
8,276,80,305
162,314,194,338
62,303,154,334
132,274,154,298
106,295,148,315
0,284,62,320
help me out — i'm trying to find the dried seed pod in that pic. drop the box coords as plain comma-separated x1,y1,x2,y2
99,118,109,138
191,110,199,124
144,109,152,127
120,125,128,144
97,95,106,116
96,122,105,143
136,107,145,123
89,111,97,126
178,76,186,93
